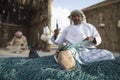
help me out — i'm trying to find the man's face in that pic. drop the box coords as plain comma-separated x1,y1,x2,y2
16,35,22,38
71,14,82,25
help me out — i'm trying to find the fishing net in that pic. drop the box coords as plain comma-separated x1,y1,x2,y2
0,55,120,80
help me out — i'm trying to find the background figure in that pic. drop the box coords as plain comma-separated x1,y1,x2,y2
41,26,51,52
6,31,28,53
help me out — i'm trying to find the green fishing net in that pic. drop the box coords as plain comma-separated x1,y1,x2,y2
0,55,120,80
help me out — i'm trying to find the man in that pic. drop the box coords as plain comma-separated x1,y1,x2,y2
51,10,114,64
6,31,28,53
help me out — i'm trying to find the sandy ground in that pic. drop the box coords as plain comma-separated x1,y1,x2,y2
0,48,56,58
0,47,120,58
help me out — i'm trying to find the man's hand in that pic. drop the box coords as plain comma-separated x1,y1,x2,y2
84,37,95,43
54,29,60,39
7,42,12,46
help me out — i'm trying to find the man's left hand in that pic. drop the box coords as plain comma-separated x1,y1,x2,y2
84,37,95,43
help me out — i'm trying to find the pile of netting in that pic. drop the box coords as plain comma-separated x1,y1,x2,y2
0,55,120,80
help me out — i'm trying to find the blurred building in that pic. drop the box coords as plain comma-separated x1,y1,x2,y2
82,0,120,52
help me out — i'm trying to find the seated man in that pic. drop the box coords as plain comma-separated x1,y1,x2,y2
6,31,28,53
51,10,114,67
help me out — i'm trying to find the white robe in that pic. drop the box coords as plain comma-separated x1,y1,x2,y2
51,22,114,64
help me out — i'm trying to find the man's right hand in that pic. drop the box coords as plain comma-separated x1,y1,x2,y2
54,29,60,39
7,42,11,46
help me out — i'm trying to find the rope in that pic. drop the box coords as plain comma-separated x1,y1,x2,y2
60,40,89,52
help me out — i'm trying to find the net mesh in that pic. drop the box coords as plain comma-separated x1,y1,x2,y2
0,55,120,80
